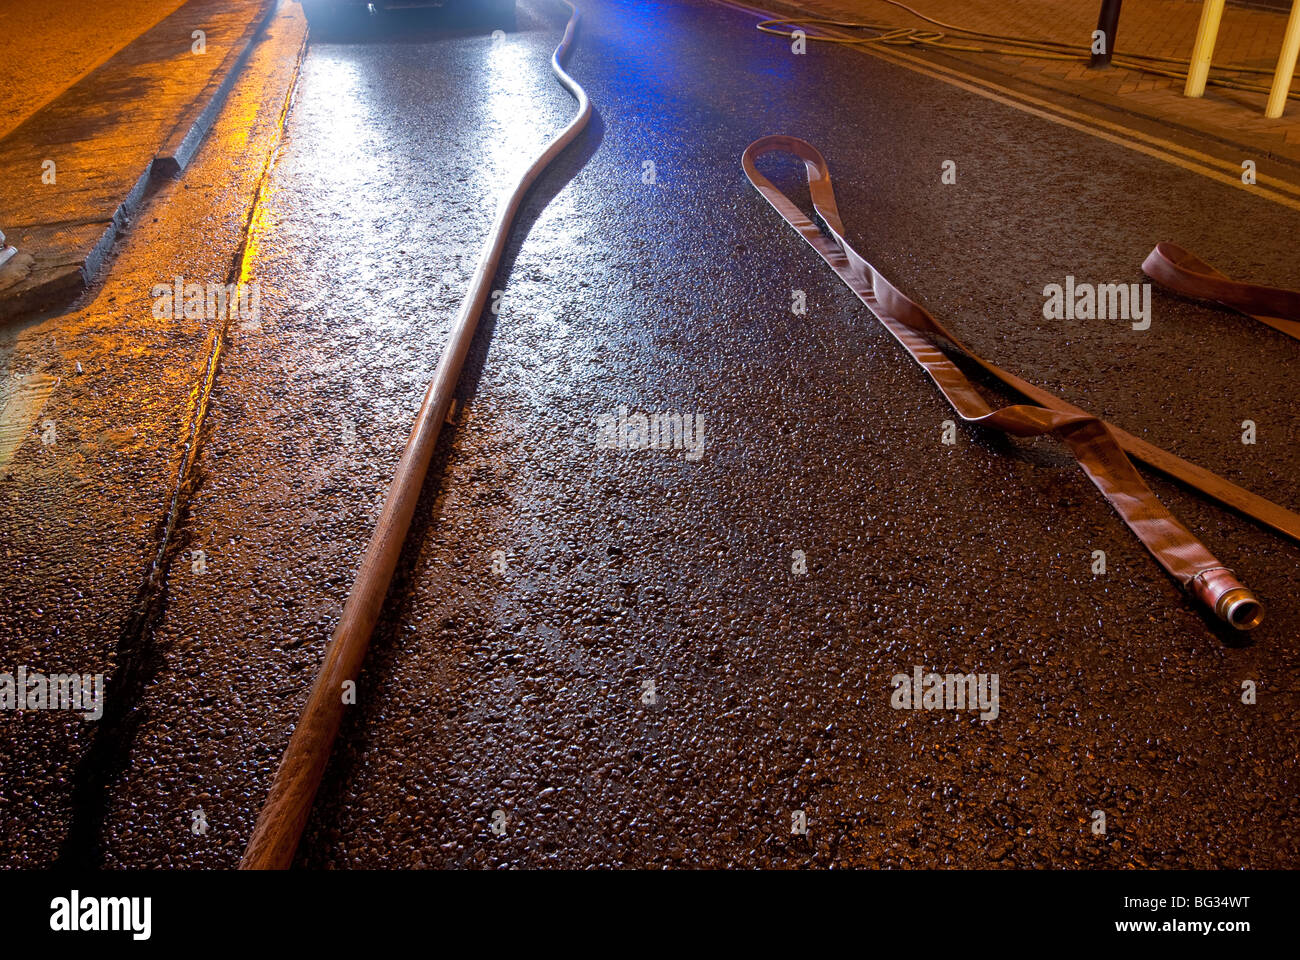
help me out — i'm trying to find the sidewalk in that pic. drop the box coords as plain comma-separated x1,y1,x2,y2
0,0,190,139
754,0,1300,168
0,0,278,323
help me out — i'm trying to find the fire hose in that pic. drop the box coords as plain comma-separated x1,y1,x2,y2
241,0,591,869
238,11,1294,866
743,135,1300,634
1142,242,1300,344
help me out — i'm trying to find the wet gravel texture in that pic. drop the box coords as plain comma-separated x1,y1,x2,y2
2,0,1298,868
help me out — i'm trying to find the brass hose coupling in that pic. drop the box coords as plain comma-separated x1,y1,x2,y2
1190,566,1264,631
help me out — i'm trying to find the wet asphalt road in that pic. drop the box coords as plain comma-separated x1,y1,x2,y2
2,0,1298,868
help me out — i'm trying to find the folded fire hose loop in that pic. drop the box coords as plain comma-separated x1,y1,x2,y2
742,135,1269,632
1142,242,1300,343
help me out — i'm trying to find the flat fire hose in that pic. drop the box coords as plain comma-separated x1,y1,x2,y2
241,1,591,869
1142,241,1300,344
742,135,1297,633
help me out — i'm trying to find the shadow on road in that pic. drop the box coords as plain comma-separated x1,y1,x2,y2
294,101,605,865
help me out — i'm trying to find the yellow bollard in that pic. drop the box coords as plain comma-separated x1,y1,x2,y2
1265,0,1300,118
1184,0,1226,98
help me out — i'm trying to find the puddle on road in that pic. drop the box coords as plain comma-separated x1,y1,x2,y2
0,371,57,469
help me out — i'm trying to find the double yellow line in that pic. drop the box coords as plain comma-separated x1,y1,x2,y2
713,0,1300,212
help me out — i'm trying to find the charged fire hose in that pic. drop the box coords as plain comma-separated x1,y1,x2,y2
743,135,1285,633
241,0,591,869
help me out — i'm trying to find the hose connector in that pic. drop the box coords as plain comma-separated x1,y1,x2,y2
1189,566,1264,631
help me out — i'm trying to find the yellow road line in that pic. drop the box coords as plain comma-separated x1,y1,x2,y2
712,0,1300,212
